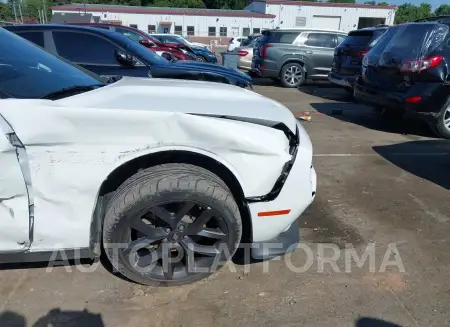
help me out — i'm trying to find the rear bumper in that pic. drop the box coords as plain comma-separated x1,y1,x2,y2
328,72,356,88
251,59,279,78
354,80,446,115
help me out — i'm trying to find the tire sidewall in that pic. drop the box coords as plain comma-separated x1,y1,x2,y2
280,63,305,88
434,98,450,139
103,190,240,286
197,56,206,62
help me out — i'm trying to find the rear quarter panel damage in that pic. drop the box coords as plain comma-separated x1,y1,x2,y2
0,101,291,251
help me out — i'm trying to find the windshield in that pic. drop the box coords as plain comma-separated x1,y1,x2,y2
0,27,105,99
173,35,190,46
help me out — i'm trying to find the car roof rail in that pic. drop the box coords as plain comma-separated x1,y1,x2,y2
414,15,450,23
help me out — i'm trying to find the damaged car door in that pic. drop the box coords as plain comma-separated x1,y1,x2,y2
0,115,32,251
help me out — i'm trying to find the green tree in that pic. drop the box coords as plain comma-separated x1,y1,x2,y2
394,2,432,24
364,1,376,5
378,2,389,5
0,3,11,21
435,4,450,16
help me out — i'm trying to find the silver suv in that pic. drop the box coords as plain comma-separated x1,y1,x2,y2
252,28,347,87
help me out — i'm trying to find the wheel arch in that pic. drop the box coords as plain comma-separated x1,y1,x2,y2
89,148,253,257
279,59,309,80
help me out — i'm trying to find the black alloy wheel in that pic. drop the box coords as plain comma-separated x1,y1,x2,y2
103,164,242,286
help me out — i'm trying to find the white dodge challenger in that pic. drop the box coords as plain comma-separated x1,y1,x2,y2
0,27,316,286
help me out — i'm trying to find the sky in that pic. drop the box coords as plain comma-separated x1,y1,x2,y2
1,0,447,8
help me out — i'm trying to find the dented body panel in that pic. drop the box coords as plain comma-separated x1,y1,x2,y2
0,87,305,251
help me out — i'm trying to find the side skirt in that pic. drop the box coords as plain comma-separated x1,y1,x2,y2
0,248,94,264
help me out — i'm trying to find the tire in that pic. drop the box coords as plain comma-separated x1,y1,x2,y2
197,56,206,62
103,163,242,286
280,63,306,88
431,97,450,139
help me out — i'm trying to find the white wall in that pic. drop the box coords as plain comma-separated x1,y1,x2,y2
265,4,396,32
52,10,276,37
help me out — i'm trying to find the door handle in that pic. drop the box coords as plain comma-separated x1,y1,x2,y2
304,51,313,54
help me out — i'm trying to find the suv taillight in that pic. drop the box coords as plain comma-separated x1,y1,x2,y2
359,50,369,58
260,45,272,58
399,56,443,72
238,50,249,56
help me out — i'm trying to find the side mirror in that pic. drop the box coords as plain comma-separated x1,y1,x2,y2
114,50,137,67
139,39,155,48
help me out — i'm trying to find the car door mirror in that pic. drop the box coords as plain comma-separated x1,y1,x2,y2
114,49,137,67
139,39,155,48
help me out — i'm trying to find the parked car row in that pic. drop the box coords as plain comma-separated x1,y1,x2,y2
0,25,316,287
332,16,450,139
4,24,252,87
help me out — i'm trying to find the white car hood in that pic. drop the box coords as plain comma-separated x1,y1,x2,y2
55,77,298,134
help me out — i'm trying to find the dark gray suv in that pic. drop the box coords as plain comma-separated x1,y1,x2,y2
252,28,347,87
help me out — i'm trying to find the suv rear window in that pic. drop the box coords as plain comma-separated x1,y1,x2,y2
340,29,386,47
368,23,449,66
261,31,300,44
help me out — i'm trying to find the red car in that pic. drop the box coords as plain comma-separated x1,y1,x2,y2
70,23,195,61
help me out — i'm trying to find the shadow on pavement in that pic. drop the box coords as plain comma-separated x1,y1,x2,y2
373,140,450,190
0,309,104,327
356,317,402,327
298,83,353,102
310,102,435,138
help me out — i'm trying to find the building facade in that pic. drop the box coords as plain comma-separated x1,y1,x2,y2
246,0,396,32
51,1,396,42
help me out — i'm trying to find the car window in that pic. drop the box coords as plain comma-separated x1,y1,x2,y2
336,34,346,46
305,33,337,48
115,27,145,43
0,27,104,99
53,31,119,65
17,31,45,48
368,24,449,66
91,25,110,30
264,31,300,44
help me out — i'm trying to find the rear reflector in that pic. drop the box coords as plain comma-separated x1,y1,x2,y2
257,209,291,217
238,50,249,56
405,96,422,103
400,56,444,73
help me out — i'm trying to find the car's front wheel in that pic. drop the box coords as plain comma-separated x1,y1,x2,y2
280,63,306,88
103,163,242,286
197,56,206,62
431,98,450,139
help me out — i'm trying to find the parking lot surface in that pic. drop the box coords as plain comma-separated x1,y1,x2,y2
1,81,449,327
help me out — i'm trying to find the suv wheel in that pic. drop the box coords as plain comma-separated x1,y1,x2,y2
432,98,450,139
103,163,242,286
280,63,306,88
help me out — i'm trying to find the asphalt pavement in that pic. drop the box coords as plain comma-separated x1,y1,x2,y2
0,81,449,327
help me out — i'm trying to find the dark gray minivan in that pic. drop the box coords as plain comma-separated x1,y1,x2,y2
252,28,347,87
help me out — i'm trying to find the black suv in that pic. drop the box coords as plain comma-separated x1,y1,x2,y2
328,26,388,94
354,19,450,138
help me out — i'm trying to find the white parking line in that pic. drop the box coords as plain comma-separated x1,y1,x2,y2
314,153,450,157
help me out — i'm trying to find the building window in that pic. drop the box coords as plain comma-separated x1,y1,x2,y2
174,25,182,35
148,25,156,33
219,27,227,37
208,26,216,36
242,27,250,36
187,26,195,36
253,28,260,34
129,24,138,29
